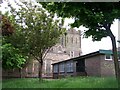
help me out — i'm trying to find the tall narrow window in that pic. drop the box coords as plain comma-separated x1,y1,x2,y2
66,61,73,72
53,65,58,73
71,37,73,44
76,38,77,44
59,63,65,72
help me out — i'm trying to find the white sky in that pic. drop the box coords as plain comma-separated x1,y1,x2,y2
64,18,118,55
0,1,119,55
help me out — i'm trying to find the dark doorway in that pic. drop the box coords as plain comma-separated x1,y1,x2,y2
76,59,85,72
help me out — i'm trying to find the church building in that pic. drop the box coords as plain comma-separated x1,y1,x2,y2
2,29,82,78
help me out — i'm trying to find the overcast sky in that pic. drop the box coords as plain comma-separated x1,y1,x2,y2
81,19,118,55
64,18,119,55
1,0,119,55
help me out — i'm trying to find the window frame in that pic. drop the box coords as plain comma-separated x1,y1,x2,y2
70,51,74,58
66,61,73,72
53,64,58,73
59,63,65,73
105,54,112,61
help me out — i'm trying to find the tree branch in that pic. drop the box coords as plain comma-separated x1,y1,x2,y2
42,47,51,60
30,52,40,62
103,23,112,36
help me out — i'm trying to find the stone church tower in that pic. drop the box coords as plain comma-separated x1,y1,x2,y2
59,29,82,57
42,28,82,77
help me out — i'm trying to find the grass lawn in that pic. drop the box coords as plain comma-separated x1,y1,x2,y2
2,76,118,88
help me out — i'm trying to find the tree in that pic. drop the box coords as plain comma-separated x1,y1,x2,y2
1,11,26,78
3,1,64,80
2,15,14,36
1,14,26,69
2,43,26,70
1,13,28,78
41,2,120,85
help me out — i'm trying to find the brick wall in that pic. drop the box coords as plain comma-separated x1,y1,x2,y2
85,55,101,76
100,55,115,77
85,54,117,77
2,60,39,78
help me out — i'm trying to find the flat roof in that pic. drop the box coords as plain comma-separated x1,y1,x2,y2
52,49,120,65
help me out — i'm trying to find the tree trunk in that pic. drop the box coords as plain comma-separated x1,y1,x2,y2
38,62,43,82
109,35,120,87
38,53,43,82
19,68,22,78
104,23,120,88
105,24,120,87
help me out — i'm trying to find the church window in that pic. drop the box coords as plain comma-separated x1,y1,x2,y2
71,37,73,43
76,38,77,44
70,51,74,57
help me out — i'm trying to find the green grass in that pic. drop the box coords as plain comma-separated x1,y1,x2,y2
2,76,118,88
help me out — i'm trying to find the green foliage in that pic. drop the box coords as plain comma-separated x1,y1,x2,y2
2,2,64,60
1,2,64,75
1,43,26,69
41,2,120,41
1,12,27,70
6,2,64,61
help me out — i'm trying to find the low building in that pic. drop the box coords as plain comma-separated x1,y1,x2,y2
52,49,120,79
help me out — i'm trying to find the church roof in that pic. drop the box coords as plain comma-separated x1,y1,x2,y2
45,52,70,62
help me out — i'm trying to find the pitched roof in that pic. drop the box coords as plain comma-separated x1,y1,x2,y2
45,52,70,61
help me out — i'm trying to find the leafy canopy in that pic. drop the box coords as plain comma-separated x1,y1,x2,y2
2,43,26,69
3,2,64,62
41,2,120,41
